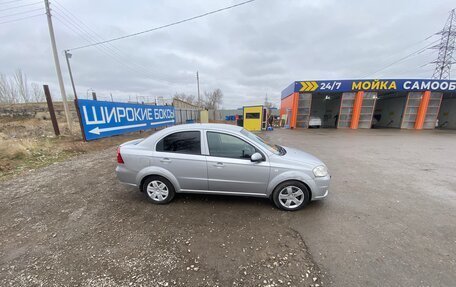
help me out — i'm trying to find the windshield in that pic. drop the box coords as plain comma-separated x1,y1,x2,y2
240,129,284,155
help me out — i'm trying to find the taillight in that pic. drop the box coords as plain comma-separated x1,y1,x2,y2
117,147,124,164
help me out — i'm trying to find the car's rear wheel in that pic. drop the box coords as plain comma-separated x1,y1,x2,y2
272,181,310,211
142,176,175,204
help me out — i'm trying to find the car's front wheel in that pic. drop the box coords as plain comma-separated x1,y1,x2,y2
272,181,310,211
142,176,175,204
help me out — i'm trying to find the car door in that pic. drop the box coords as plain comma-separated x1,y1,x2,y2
154,130,208,191
205,131,270,194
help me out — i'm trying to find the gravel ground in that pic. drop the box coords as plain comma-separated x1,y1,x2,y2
2,128,455,287
0,144,326,286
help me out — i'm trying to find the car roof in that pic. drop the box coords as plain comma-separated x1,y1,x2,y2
139,123,244,147
160,123,243,132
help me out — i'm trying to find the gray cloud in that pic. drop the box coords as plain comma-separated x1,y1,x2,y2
0,0,454,107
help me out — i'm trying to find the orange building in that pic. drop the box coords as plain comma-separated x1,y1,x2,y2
280,79,456,129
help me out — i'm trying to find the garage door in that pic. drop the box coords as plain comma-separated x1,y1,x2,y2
401,92,422,129
338,92,355,128
358,92,377,129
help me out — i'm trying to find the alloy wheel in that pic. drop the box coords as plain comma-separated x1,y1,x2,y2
278,186,304,209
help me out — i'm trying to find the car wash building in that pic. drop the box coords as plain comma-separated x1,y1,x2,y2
280,79,456,129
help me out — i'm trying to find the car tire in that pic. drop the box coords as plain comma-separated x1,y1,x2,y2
142,176,175,204
272,181,310,211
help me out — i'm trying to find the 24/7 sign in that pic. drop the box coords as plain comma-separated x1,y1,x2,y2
76,99,175,141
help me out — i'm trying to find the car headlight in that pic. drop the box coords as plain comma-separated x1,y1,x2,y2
313,165,328,177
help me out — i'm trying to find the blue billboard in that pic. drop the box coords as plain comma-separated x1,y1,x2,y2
281,79,456,99
76,99,175,141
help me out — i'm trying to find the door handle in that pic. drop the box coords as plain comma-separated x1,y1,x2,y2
160,158,171,163
213,162,224,168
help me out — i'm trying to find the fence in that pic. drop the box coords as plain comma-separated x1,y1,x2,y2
0,101,78,119
175,108,200,124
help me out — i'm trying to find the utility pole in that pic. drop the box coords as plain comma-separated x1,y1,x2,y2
64,50,78,100
44,0,73,131
431,8,456,79
196,71,201,106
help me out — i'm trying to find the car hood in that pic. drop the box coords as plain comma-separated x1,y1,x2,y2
279,146,325,167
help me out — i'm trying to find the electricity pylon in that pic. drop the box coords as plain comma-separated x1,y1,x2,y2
431,9,456,80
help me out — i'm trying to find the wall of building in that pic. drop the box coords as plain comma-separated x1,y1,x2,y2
374,97,406,128
438,97,456,129
280,93,298,128
172,99,199,110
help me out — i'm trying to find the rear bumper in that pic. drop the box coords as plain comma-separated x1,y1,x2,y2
311,174,330,200
116,165,138,187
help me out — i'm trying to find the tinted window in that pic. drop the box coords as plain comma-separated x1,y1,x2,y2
156,131,201,155
246,112,260,119
207,132,257,159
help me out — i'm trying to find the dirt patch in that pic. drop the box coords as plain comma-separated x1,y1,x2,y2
0,117,158,180
0,147,327,286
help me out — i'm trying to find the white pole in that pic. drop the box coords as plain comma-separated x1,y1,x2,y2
44,0,72,132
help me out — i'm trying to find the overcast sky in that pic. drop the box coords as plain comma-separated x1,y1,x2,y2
1,0,454,108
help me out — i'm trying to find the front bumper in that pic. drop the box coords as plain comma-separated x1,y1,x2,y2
311,174,330,200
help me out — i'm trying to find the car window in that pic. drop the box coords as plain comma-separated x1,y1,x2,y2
207,132,257,159
240,129,280,155
156,131,201,155
246,112,260,119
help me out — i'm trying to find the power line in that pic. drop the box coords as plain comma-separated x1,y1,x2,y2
52,10,160,79
52,2,148,66
0,6,42,18
53,14,160,81
68,0,256,51
0,12,42,24
50,0,183,80
361,39,440,78
0,0,41,12
0,0,28,5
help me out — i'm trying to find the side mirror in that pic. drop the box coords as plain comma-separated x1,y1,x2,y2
250,152,263,162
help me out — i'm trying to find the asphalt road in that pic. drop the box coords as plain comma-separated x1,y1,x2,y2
268,129,456,287
1,128,455,286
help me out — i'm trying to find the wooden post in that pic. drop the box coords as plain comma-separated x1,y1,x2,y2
74,98,86,141
43,85,60,136
92,92,97,101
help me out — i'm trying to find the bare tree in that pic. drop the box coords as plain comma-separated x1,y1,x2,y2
0,70,47,104
264,95,276,109
0,73,17,104
173,92,196,105
31,83,45,102
204,88,223,110
14,69,31,103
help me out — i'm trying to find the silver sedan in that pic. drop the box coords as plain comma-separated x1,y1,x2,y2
116,124,330,211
